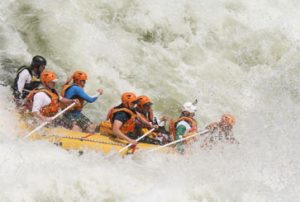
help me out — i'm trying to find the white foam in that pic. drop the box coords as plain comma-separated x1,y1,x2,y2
0,0,299,201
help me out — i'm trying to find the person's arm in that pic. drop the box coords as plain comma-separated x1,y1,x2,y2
135,111,155,128
72,86,98,103
60,96,79,105
32,111,51,122
17,70,31,93
206,122,219,132
226,131,239,144
112,120,137,145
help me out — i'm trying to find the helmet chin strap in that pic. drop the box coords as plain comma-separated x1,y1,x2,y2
44,82,54,90
38,66,45,74
44,83,50,89
31,66,39,74
127,103,133,109
123,102,129,108
74,80,84,88
127,103,136,110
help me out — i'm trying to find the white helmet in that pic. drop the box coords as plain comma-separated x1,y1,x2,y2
182,102,197,113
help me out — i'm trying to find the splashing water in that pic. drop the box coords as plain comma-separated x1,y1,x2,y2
0,0,299,201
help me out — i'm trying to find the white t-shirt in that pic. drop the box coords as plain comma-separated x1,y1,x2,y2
17,69,32,93
32,92,51,113
176,120,191,135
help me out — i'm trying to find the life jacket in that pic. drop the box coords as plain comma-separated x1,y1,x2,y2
12,66,32,91
60,83,84,111
107,106,137,134
169,116,197,140
12,66,41,98
24,88,60,117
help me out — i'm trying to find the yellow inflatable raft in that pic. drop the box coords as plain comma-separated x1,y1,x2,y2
22,120,169,156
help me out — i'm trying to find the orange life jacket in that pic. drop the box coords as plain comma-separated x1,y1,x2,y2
60,84,84,111
24,88,60,117
107,107,137,134
169,116,197,140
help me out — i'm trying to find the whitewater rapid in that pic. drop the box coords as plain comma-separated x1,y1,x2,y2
0,0,299,201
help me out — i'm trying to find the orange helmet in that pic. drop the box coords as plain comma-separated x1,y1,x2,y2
221,114,236,126
121,92,137,107
137,95,152,108
41,70,57,83
73,71,88,81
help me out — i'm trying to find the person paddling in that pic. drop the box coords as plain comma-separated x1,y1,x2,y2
12,56,47,102
202,114,238,147
135,95,170,144
135,95,155,128
169,102,198,153
24,70,77,123
60,71,103,133
107,92,139,146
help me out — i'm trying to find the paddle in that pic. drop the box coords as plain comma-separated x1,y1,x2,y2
118,128,156,153
146,129,210,153
23,102,76,139
24,90,101,139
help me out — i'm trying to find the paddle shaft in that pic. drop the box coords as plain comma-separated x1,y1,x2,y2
23,102,76,139
24,91,101,139
147,129,210,153
118,128,155,153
